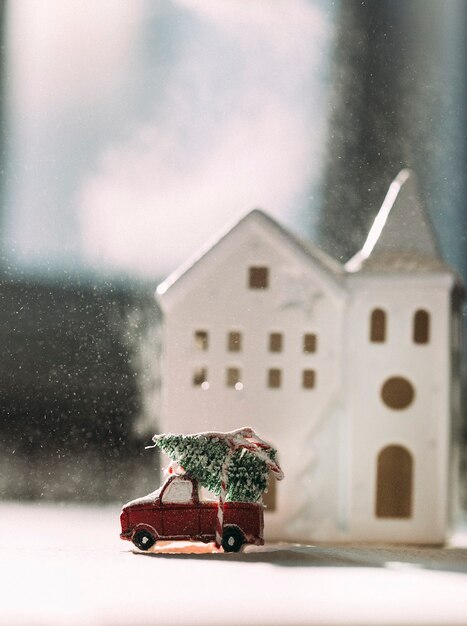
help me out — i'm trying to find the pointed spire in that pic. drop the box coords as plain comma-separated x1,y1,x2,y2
346,169,442,272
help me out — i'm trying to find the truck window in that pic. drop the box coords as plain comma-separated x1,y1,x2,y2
161,479,193,503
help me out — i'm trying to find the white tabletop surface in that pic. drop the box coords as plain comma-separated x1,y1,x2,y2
1,501,467,626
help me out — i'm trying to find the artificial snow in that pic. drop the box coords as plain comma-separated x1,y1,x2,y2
1,502,467,626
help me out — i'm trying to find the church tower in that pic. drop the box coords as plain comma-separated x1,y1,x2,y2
344,170,461,542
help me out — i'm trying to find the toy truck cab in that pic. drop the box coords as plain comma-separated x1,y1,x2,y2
120,474,264,552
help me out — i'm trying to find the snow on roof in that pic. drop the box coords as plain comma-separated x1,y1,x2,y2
156,209,344,302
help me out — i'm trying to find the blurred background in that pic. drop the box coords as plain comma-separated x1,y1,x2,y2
0,0,465,505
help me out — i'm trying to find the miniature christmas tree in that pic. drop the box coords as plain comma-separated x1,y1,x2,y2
153,427,282,503
152,427,283,548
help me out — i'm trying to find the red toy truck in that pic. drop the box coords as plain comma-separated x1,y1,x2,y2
120,474,264,552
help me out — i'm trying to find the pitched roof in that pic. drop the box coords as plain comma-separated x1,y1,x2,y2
345,169,450,273
157,209,344,306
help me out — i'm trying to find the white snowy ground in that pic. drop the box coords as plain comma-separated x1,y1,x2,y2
1,502,467,626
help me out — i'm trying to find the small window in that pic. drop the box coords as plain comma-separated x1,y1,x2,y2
413,309,430,344
268,368,281,388
226,367,243,390
193,367,208,389
370,309,386,342
303,333,317,353
249,266,269,289
228,331,242,352
194,330,208,350
302,369,316,389
269,332,283,353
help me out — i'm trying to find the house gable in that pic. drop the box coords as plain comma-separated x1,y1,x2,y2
157,209,345,312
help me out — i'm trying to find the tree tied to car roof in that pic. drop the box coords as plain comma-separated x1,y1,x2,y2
150,427,284,548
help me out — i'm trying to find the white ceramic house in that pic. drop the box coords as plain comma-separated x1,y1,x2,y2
156,170,463,543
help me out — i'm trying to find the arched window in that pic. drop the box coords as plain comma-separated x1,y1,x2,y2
413,309,430,344
376,445,413,518
370,308,386,342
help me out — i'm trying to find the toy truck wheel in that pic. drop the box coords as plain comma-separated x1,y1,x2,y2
132,530,156,551
222,526,245,553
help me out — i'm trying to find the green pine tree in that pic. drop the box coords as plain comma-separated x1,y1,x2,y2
155,433,276,502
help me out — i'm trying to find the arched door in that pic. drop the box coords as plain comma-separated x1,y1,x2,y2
376,445,413,518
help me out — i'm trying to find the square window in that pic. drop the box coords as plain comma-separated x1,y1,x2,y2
194,330,208,350
268,368,281,388
193,367,208,388
303,333,317,353
228,331,242,352
302,369,316,389
269,332,283,353
226,367,242,389
249,266,269,289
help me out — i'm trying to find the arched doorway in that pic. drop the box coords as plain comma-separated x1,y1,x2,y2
376,445,413,518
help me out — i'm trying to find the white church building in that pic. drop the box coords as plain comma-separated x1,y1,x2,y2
156,170,463,544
